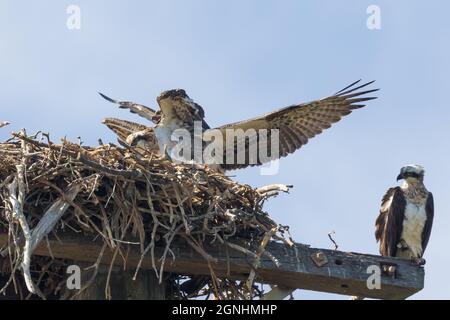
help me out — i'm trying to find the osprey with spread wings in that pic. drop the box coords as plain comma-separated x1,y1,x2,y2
100,80,378,170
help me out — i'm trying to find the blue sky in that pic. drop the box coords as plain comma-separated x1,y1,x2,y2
1,1,449,299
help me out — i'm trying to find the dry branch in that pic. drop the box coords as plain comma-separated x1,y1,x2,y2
0,131,291,299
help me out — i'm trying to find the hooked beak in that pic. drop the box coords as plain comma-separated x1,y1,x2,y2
397,173,404,181
152,114,161,124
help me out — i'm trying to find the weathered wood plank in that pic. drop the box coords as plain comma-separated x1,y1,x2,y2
0,232,424,299
72,263,166,300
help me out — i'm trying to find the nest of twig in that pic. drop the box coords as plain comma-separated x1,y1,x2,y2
0,130,293,300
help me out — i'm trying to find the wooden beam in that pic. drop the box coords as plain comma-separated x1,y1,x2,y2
0,233,424,299
72,263,166,300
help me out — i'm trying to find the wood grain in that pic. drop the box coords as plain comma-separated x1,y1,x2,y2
0,232,424,299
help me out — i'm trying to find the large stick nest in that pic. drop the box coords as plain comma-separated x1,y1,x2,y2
0,131,292,300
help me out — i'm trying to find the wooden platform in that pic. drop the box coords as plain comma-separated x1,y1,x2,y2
0,232,424,299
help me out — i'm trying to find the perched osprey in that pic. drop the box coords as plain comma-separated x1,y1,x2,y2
375,165,434,264
100,80,378,170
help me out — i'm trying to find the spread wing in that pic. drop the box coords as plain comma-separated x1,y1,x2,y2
421,192,434,256
99,92,156,122
215,80,378,170
375,187,406,257
102,118,149,143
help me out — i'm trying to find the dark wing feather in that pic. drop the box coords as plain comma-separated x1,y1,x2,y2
99,92,156,122
421,192,434,256
375,187,406,257
216,80,378,170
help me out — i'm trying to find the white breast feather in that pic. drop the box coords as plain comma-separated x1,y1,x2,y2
154,125,173,153
155,119,187,159
401,200,427,257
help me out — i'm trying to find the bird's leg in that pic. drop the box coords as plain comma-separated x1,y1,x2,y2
163,144,170,159
156,144,170,161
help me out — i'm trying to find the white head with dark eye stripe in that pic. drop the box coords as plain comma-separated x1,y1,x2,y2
397,165,425,182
